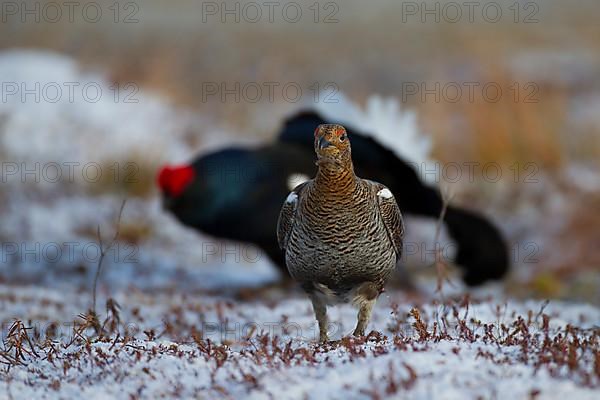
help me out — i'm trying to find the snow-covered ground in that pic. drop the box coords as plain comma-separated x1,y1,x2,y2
1,284,598,399
0,51,599,399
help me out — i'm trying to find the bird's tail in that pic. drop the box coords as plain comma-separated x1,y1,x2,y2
443,206,510,286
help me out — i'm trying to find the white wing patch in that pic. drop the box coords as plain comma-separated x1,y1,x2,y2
287,173,310,191
377,188,394,199
285,192,298,204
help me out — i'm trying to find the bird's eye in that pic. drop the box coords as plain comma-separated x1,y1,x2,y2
339,134,347,142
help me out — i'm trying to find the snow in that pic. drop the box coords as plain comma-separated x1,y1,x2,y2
0,50,195,168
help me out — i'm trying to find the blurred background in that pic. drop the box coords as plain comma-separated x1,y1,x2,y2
0,0,599,303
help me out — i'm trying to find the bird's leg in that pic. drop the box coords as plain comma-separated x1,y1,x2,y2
353,282,379,337
307,293,329,342
353,299,376,336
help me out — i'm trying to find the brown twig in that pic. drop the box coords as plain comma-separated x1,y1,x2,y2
432,186,455,295
0,320,37,369
91,199,127,317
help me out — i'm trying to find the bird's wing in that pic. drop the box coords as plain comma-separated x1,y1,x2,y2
372,182,404,259
277,182,309,251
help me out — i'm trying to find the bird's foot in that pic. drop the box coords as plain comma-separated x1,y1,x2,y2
319,332,329,343
352,328,365,337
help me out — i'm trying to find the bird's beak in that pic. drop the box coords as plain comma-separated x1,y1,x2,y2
318,137,332,150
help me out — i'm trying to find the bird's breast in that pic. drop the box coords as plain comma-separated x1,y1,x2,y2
284,182,396,288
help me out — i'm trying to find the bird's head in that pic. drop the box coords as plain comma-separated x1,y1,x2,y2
157,162,212,226
313,124,351,167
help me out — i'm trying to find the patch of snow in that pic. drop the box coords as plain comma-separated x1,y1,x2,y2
0,50,196,170
508,49,598,88
563,163,600,194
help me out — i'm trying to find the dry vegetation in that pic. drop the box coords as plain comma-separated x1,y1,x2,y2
1,295,598,397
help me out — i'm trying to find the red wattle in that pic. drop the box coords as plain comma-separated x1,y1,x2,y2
157,165,196,197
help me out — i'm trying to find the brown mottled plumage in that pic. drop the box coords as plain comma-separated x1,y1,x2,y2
277,124,404,342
